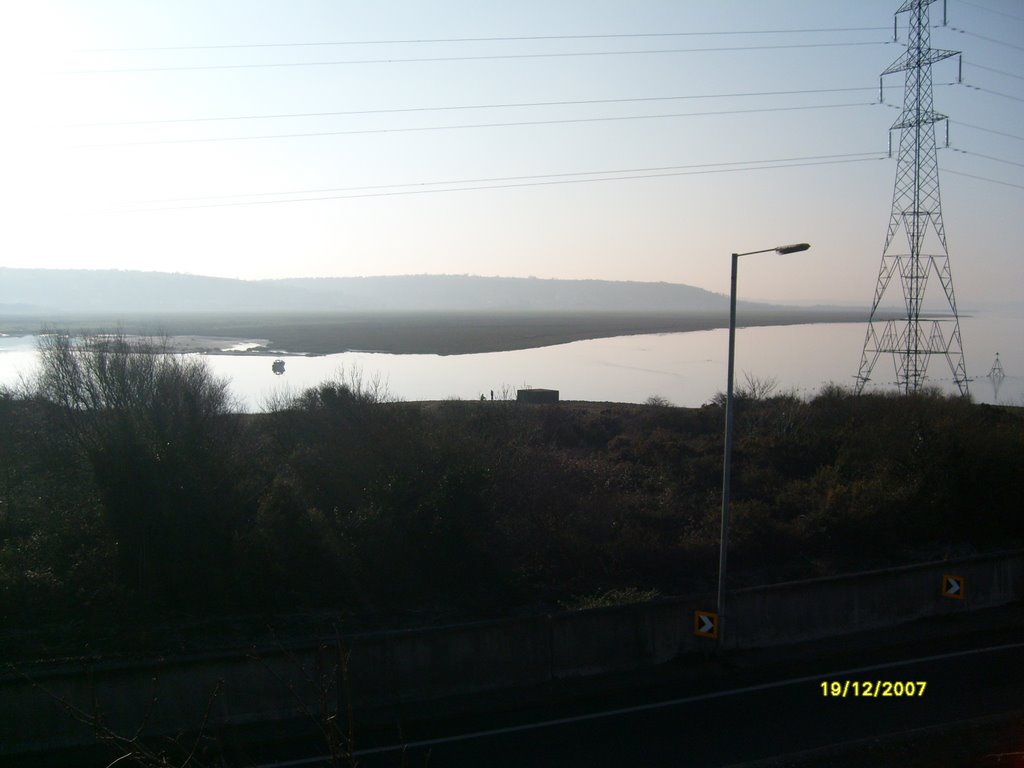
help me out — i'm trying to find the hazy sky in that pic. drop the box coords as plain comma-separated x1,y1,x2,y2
1,1,1021,303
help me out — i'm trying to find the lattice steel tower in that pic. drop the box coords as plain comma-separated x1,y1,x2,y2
855,0,968,395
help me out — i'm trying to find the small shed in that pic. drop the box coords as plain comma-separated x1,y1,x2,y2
517,388,559,404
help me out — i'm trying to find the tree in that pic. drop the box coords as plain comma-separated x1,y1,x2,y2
33,332,244,607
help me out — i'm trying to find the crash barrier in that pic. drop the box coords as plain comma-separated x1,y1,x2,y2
3,549,1021,755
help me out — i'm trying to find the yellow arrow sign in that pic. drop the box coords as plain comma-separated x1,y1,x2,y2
694,610,718,638
943,574,965,600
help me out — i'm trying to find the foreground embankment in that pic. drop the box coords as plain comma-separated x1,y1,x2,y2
2,549,1021,760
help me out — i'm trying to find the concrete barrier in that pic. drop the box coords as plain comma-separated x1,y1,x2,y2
344,616,553,706
727,549,1024,649
2,645,333,754
3,549,1022,756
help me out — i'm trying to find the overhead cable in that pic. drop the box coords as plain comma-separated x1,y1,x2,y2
61,41,894,75
952,0,1024,24
962,84,1024,103
126,151,888,205
949,147,1024,169
952,121,1024,142
963,62,1024,81
943,168,1024,190
66,86,895,127
98,154,889,213
949,26,1024,52
74,101,879,148
80,27,894,52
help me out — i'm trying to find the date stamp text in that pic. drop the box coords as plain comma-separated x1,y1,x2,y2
820,680,927,697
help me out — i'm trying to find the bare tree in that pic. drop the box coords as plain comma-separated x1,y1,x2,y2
32,332,242,605
710,372,780,408
737,372,779,401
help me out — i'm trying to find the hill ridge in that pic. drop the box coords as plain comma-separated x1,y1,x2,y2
0,268,761,314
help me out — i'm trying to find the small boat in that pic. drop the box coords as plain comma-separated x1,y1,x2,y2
271,359,286,375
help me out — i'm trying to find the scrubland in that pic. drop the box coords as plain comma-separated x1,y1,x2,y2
1,334,1020,659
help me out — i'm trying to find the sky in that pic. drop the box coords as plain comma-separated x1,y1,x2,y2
1,0,1022,304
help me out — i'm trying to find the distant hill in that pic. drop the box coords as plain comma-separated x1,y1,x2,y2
0,269,764,315
0,269,321,314
273,274,742,312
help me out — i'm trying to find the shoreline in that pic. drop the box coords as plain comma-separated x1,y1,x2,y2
0,308,887,357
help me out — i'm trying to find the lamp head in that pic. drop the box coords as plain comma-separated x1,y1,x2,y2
775,243,810,255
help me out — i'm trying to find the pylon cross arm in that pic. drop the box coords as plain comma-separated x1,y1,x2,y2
895,0,939,13
882,48,958,77
890,111,948,130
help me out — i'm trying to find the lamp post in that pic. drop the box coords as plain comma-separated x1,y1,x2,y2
717,242,810,646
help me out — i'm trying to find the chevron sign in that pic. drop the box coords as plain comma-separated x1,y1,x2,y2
943,574,965,600
694,610,718,639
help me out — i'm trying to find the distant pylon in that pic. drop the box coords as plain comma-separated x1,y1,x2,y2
987,353,1005,381
855,0,968,396
987,352,1005,400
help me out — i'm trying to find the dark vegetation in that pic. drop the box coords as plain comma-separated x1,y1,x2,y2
2,334,1022,659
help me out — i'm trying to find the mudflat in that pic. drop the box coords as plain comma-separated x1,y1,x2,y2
0,308,873,356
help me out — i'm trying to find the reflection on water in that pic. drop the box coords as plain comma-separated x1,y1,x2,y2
220,341,267,353
0,335,37,391
1,317,1022,411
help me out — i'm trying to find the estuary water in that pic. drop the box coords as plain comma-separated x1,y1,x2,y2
1,315,1021,410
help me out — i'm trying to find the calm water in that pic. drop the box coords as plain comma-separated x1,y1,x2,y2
2,315,1021,410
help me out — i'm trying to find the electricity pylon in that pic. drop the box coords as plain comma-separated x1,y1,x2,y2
986,353,1005,401
855,0,968,396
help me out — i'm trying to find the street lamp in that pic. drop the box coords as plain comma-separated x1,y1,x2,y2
717,242,810,646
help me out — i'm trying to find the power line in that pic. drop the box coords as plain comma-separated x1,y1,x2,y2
67,86,893,127
948,147,1024,169
951,0,1024,25
81,27,894,52
964,62,1024,81
125,151,887,205
952,120,1024,142
944,167,1024,191
948,26,1024,53
75,99,880,147
962,84,1024,104
74,101,878,148
97,154,888,213
61,40,893,75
